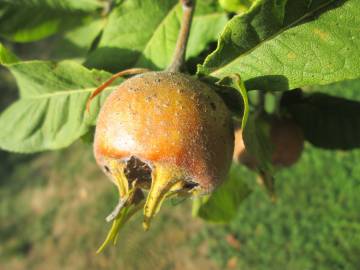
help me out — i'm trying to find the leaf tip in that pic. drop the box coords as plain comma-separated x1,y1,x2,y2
0,43,18,65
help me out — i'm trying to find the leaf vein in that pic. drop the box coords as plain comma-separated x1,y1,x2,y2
210,0,337,77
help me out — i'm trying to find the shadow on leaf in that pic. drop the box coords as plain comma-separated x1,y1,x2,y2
281,89,360,150
84,47,159,73
245,75,289,91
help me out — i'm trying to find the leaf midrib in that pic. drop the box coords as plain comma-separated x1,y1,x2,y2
208,0,337,76
3,60,115,100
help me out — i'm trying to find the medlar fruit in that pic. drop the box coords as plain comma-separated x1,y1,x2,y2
92,71,234,251
233,117,304,169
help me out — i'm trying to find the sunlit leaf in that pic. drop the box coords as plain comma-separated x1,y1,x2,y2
86,0,228,72
199,0,360,91
0,0,102,42
243,112,274,175
0,44,117,153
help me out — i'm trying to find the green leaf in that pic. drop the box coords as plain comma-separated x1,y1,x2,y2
85,0,228,72
281,85,360,150
220,74,249,128
199,0,360,91
219,0,255,14
187,1,228,61
80,126,96,145
0,43,18,64
212,83,245,118
193,164,252,223
49,17,105,60
243,113,274,174
0,0,102,42
242,112,276,198
0,49,118,153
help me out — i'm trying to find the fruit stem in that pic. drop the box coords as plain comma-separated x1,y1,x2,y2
86,68,150,112
167,0,196,72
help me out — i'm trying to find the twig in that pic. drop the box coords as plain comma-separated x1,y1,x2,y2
167,0,196,72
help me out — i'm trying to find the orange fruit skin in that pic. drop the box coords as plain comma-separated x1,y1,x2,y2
270,118,304,167
94,71,234,193
233,118,304,168
233,128,257,170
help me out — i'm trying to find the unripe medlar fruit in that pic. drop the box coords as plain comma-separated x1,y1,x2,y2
233,117,304,169
92,71,234,250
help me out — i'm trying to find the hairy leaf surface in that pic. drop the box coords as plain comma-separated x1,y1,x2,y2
199,0,360,91
0,46,117,153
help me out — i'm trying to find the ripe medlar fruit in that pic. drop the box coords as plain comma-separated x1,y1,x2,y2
91,71,234,251
87,0,238,252
233,117,304,169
